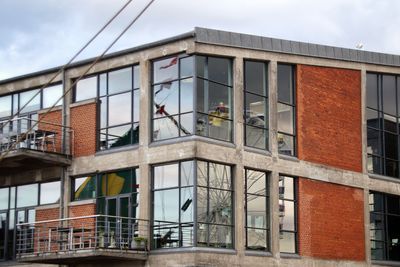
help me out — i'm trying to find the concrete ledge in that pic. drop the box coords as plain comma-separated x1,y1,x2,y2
150,247,237,255
70,98,97,108
68,199,96,206
369,173,400,184
35,203,60,210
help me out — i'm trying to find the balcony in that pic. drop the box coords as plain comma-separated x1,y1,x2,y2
0,117,73,175
16,215,149,264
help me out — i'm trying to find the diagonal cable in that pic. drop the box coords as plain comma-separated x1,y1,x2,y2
0,0,155,162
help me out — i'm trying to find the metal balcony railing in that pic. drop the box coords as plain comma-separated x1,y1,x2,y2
0,117,74,156
16,215,149,259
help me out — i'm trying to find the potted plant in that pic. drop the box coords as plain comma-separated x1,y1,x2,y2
131,236,147,250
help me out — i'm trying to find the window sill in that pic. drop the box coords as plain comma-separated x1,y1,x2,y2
244,146,272,156
280,252,301,259
35,203,60,210
278,154,299,162
372,260,400,266
70,98,97,108
95,144,139,156
150,246,237,255
69,199,96,206
245,250,272,257
368,173,400,183
149,135,235,149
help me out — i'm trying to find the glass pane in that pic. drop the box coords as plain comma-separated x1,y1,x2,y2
278,103,294,134
387,195,400,215
279,176,294,200
0,188,8,209
208,116,232,142
153,116,179,141
108,67,132,94
387,215,400,260
209,163,231,190
107,124,133,148
181,160,194,186
367,128,381,155
153,81,179,116
99,73,107,96
279,200,295,231
40,181,60,205
13,94,18,115
180,113,193,136
180,56,194,79
246,125,267,149
0,95,11,118
43,84,62,108
247,196,266,228
279,231,296,253
197,160,208,187
278,133,295,156
366,108,379,129
370,213,385,241
367,155,382,174
369,193,384,212
181,224,194,247
245,61,267,96
20,89,40,113
153,56,178,84
208,224,232,248
386,159,399,177
197,187,208,223
246,170,267,196
10,187,15,209
384,132,398,160
108,92,132,126
208,82,231,119
208,57,231,86
384,114,397,133
133,65,140,89
367,73,378,110
75,76,97,102
180,78,193,113
100,97,107,128
74,176,96,200
154,163,179,189
0,212,6,258
154,189,179,222
181,187,193,222
107,170,131,196
382,75,397,116
209,189,232,225
278,64,294,104
247,228,267,250
371,240,384,260
133,89,140,122
245,93,266,127
17,210,25,224
17,184,38,208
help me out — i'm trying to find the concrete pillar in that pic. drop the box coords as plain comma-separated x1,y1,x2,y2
270,170,280,258
269,61,278,157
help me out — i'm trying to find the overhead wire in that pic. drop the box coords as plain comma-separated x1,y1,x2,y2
0,0,133,131
0,0,155,162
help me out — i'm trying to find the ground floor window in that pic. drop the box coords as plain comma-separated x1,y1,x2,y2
279,175,297,253
370,192,400,261
152,160,233,249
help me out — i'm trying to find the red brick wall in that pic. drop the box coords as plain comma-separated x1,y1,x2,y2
35,207,60,222
298,178,365,261
70,102,97,157
38,110,62,153
69,203,96,218
297,65,362,172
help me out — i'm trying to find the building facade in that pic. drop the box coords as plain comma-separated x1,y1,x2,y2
0,27,399,267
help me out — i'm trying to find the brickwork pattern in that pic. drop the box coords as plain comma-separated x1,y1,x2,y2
38,110,63,153
297,65,362,172
298,178,365,261
70,102,97,157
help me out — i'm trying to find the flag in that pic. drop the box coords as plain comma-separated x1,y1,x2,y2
159,56,178,69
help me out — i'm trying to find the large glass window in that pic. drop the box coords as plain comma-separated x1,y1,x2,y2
152,160,233,249
72,175,97,201
151,55,233,142
370,192,400,261
279,175,297,253
367,73,400,179
152,55,194,141
244,61,268,149
16,184,38,208
73,65,140,150
277,64,296,156
39,181,60,205
245,169,269,251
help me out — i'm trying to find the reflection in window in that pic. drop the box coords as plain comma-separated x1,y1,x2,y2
277,64,296,156
20,89,41,114
75,76,97,102
367,73,400,179
16,184,38,208
0,95,12,118
370,192,400,261
40,181,60,205
152,55,194,141
279,175,297,253
152,160,233,249
43,84,63,108
244,61,268,149
196,56,233,142
73,176,97,201
0,188,9,210
245,169,269,251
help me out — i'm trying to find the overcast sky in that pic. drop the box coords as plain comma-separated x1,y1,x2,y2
1,0,399,81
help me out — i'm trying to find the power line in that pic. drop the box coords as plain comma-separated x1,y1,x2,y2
0,0,155,162
0,0,133,131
